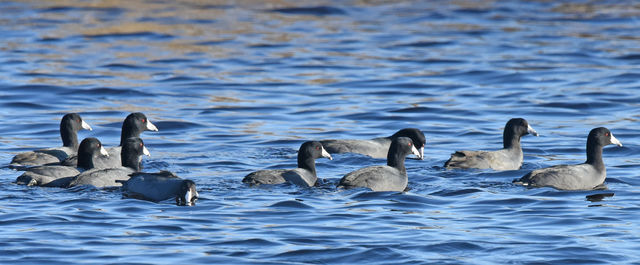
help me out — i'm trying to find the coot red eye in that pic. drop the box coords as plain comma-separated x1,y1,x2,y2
605,132,609,137
141,118,146,123
315,146,320,150
408,143,412,146
140,143,143,148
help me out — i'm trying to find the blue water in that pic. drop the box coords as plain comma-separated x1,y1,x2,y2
1,1,640,264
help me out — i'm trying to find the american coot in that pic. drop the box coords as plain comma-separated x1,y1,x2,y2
117,171,198,206
15,137,108,187
444,118,538,170
514,127,622,190
63,112,157,168
242,141,333,187
10,113,92,169
321,128,425,160
338,137,420,192
67,137,150,188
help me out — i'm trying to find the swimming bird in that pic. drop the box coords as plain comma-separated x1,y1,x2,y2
337,137,420,192
321,128,425,160
67,137,150,188
15,137,108,187
242,141,332,187
117,171,198,206
63,112,157,168
444,118,538,170
10,113,92,169
514,127,622,190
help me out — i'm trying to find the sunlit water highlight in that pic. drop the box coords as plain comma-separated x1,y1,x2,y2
1,1,639,264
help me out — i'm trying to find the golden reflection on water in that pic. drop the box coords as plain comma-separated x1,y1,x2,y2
10,0,347,87
5,0,640,88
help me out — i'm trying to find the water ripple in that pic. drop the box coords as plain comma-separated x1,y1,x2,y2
269,6,347,16
1,1,639,264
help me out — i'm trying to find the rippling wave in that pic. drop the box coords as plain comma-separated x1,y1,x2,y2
1,0,639,264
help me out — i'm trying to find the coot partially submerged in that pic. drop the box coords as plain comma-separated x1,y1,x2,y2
118,171,198,206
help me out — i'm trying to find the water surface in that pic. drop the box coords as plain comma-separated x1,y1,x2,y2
1,1,640,264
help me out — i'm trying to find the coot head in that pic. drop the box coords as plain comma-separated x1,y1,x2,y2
299,141,333,161
177,180,199,206
62,113,93,132
387,137,421,169
121,137,151,171
120,112,158,146
588,127,622,148
60,113,92,148
391,128,426,159
77,137,109,169
506,118,538,137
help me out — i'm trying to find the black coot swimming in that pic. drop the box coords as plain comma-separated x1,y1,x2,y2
15,137,108,187
68,137,150,188
63,112,157,168
321,128,425,160
242,141,332,187
10,113,92,169
338,137,420,192
444,118,538,170
514,127,622,190
118,171,198,206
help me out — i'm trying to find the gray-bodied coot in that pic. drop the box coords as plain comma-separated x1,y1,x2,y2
337,137,420,192
10,113,92,169
117,171,198,206
15,137,108,187
67,137,150,188
444,118,538,170
63,112,157,168
514,127,622,190
321,128,425,160
242,141,332,187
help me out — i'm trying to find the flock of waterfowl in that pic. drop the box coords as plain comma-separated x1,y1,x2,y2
9,113,622,206
11,113,197,206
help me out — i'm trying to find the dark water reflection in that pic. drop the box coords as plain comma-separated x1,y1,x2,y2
1,0,640,264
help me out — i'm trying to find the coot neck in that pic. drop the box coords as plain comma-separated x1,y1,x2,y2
503,130,521,150
121,148,141,171
77,151,95,170
120,123,143,146
60,122,78,149
585,141,605,171
298,154,317,176
387,150,407,173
